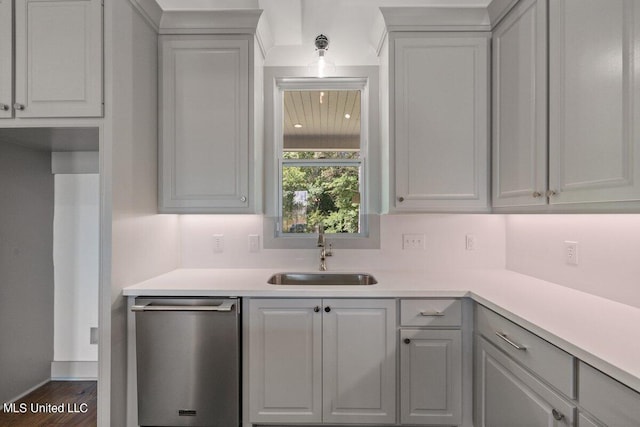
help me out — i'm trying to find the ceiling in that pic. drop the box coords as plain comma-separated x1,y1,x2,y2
283,90,361,151
153,0,492,65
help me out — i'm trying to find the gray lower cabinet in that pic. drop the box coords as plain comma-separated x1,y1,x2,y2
578,361,640,426
578,413,603,427
399,298,464,425
476,336,576,427
400,329,462,425
247,298,396,425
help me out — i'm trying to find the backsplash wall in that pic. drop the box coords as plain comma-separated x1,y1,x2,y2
506,215,640,309
179,214,506,271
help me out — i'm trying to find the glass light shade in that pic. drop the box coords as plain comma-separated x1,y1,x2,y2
307,49,336,78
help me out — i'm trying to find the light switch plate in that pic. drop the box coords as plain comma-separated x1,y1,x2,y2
403,233,425,250
212,234,224,253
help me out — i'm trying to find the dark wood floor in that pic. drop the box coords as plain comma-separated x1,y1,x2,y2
0,381,97,426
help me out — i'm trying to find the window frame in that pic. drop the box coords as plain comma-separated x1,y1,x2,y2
262,67,381,250
275,77,370,239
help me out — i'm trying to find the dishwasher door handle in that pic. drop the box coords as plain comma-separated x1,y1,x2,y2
132,300,236,312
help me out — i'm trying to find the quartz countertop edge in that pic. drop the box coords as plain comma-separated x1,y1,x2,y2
123,268,640,394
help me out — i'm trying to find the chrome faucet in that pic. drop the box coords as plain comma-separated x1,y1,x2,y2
316,224,332,271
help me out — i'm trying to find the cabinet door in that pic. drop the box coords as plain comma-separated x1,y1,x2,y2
0,0,11,118
393,34,489,212
476,337,575,427
549,0,640,204
322,299,396,424
400,329,462,425
492,0,548,207
159,35,251,213
578,413,603,427
248,299,322,424
14,0,102,117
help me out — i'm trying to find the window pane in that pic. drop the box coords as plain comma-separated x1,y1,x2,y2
283,90,361,153
282,165,361,234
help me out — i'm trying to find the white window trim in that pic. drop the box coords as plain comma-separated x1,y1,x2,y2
263,67,381,250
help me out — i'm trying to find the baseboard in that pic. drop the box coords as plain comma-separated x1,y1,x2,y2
3,379,50,405
51,361,98,380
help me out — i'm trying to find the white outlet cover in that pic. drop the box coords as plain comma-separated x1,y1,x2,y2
564,241,578,265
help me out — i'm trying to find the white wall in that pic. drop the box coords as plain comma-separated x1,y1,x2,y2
102,0,181,425
53,174,99,364
180,214,506,271
506,215,640,309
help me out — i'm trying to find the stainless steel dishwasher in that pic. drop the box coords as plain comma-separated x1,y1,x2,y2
132,297,240,427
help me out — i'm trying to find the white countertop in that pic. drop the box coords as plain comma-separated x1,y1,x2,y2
123,268,640,394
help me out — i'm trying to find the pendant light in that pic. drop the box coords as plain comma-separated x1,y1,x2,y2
308,34,336,78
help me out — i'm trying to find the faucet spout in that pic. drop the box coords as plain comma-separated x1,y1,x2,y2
316,224,332,270
316,224,325,247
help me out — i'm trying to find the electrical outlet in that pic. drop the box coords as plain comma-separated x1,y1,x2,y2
564,241,578,265
466,234,476,251
212,234,224,253
248,234,260,253
403,233,425,250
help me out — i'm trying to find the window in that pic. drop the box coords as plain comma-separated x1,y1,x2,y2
276,80,368,237
263,70,380,250
281,89,363,234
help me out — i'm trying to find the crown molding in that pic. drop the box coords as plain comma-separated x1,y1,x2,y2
128,1,263,35
379,6,492,32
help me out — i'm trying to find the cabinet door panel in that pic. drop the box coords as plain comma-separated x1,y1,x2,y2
476,337,575,427
549,0,640,203
401,329,462,425
394,34,489,211
322,299,396,424
0,0,11,118
14,0,102,117
492,0,547,207
248,299,322,423
159,36,250,212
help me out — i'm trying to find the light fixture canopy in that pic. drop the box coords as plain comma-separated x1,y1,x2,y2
308,34,336,78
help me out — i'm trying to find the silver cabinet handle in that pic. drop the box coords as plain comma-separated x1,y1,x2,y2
240,196,247,202
0,103,9,111
546,190,558,197
495,332,527,351
420,311,445,317
552,409,564,421
532,191,543,198
132,300,235,312
13,103,25,111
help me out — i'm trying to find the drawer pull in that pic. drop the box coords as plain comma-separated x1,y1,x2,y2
552,409,564,421
419,311,445,317
495,332,527,351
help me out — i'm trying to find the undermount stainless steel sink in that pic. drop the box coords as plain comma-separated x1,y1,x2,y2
267,272,378,286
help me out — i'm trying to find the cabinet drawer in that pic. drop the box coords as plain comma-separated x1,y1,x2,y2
476,305,575,398
400,299,461,327
579,362,640,426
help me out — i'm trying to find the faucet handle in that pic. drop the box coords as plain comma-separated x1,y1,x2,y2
326,243,333,257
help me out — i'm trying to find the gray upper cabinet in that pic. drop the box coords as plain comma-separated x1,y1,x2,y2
548,0,640,205
159,34,260,213
1,0,103,119
494,0,640,210
492,0,548,208
390,33,490,212
0,0,12,118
